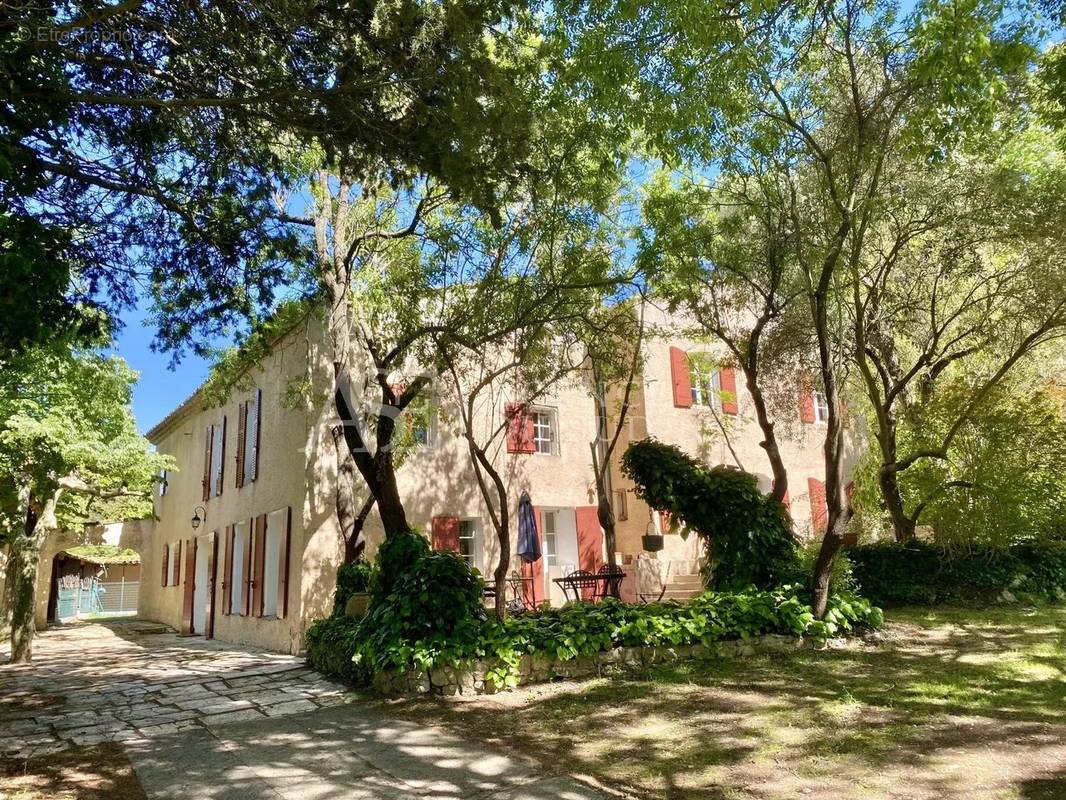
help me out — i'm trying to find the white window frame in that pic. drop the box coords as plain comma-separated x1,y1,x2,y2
689,362,722,411
813,390,830,424
158,468,168,497
210,421,225,498
531,407,557,455
542,510,559,566
458,519,479,570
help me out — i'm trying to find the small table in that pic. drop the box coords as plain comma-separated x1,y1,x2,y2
553,571,626,603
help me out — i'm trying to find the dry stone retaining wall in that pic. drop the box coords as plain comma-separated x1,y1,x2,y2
371,633,860,696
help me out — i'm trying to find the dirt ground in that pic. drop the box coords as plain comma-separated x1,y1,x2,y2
381,606,1066,800
0,743,146,800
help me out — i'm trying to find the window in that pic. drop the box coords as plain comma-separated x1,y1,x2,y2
542,510,558,566
158,468,168,497
205,419,226,499
409,397,437,448
236,391,260,488
532,409,556,455
458,520,478,570
813,391,829,424
688,363,722,410
614,489,628,522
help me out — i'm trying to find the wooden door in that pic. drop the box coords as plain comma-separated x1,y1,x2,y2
205,532,219,639
181,537,196,635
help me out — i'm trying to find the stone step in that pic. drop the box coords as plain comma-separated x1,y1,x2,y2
660,588,701,601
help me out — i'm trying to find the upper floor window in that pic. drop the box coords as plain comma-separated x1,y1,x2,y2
689,363,722,411
202,419,226,501
532,408,557,455
812,390,829,424
408,394,437,448
158,468,168,497
236,390,261,488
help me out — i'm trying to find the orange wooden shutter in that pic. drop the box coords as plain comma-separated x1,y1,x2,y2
172,540,181,585
222,525,234,615
277,507,291,620
669,347,692,408
799,377,815,423
161,543,169,587
431,516,460,551
720,367,739,415
251,514,267,617
576,506,604,600
808,477,828,533
202,426,213,501
205,533,218,639
181,538,196,635
241,518,253,615
235,401,247,489
521,508,545,608
505,403,535,454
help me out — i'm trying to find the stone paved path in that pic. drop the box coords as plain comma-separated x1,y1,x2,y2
1,621,613,799
0,620,350,757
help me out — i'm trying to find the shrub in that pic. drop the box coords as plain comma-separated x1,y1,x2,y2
848,540,1066,606
304,585,883,688
332,559,376,616
356,549,487,672
370,528,430,603
622,439,799,590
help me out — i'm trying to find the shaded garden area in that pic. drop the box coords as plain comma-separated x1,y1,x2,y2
381,606,1066,799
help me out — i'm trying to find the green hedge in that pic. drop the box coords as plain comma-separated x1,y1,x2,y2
305,585,883,689
848,540,1066,606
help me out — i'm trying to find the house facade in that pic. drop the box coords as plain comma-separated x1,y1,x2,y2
136,304,843,654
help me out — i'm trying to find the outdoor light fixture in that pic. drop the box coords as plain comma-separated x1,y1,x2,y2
191,506,207,530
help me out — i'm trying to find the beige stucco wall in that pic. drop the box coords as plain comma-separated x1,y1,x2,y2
137,302,862,653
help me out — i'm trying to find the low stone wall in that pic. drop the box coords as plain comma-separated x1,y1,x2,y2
371,633,861,696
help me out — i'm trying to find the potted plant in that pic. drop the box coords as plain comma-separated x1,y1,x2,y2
334,560,375,619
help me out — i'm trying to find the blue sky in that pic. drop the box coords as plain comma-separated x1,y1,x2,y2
112,300,213,434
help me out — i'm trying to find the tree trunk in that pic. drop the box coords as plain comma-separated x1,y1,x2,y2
746,375,789,504
8,536,40,663
879,465,916,542
810,519,843,618
597,498,621,598
494,517,510,621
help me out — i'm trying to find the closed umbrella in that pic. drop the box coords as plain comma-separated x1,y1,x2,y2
516,491,541,605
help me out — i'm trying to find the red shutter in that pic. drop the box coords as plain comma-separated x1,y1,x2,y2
799,377,815,423
172,541,181,586
251,514,267,617
522,508,545,608
431,516,461,552
235,402,247,489
277,507,292,620
161,543,169,588
670,347,692,408
576,506,604,600
251,389,261,481
720,368,739,415
222,526,234,615
505,403,536,454
181,538,196,635
242,519,253,616
202,426,213,501
808,477,828,534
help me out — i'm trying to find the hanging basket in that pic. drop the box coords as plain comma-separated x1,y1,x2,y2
641,534,664,552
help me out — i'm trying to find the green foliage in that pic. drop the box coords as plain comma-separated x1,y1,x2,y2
305,585,884,687
0,345,172,536
621,439,799,590
849,541,1066,607
370,529,431,603
332,559,376,616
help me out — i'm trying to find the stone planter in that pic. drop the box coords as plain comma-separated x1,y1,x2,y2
344,592,371,619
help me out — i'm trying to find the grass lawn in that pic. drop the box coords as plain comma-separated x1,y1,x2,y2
381,606,1066,800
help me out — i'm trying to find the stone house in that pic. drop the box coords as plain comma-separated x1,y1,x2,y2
134,303,844,653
